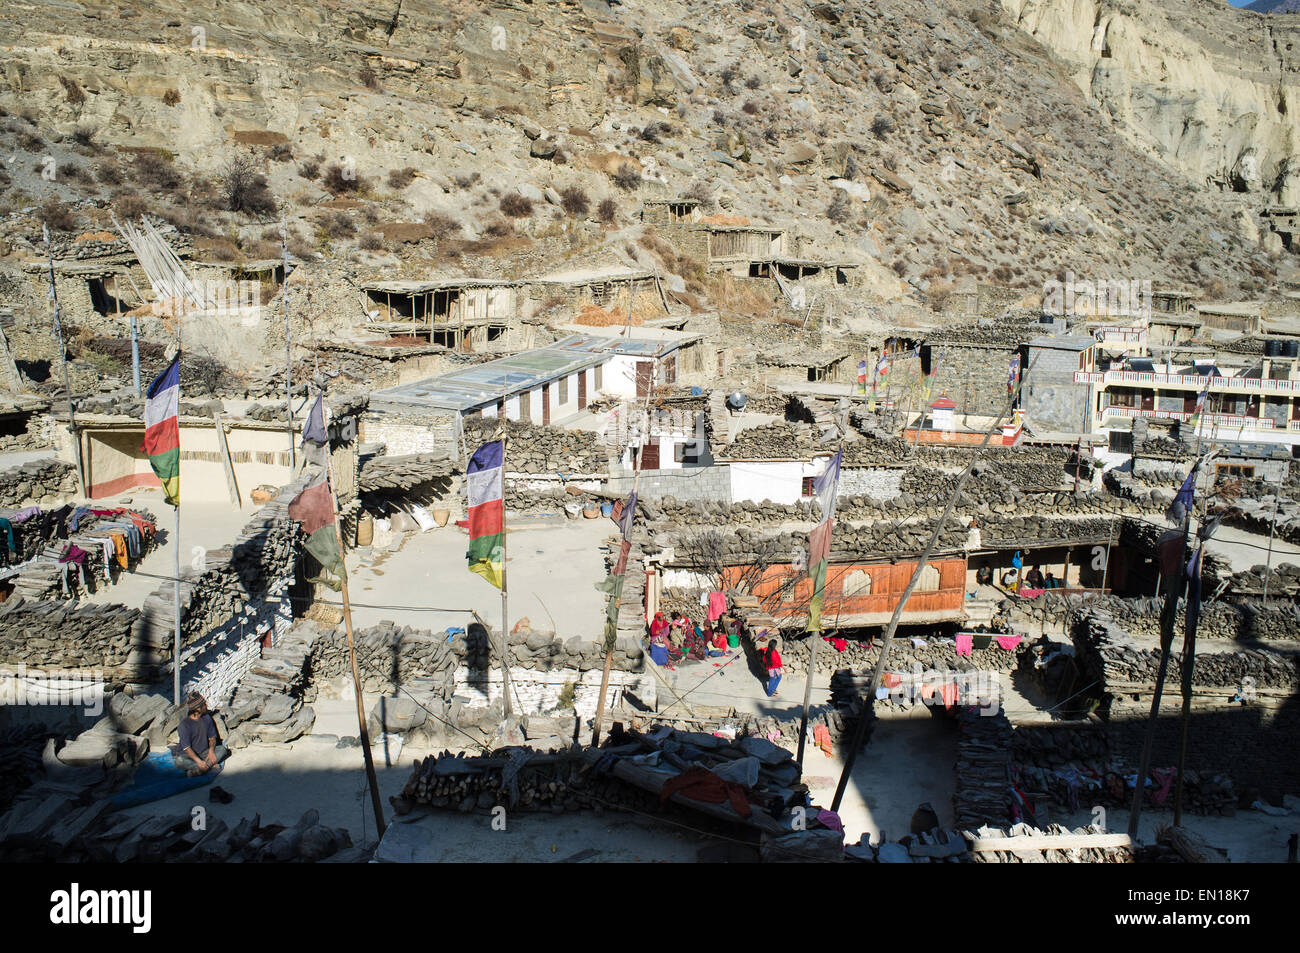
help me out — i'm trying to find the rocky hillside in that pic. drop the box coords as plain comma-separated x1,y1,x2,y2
0,0,1292,345
1003,0,1300,201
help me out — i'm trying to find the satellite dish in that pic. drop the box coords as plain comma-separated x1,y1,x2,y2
726,392,747,411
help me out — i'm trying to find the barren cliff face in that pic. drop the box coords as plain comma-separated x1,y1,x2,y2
1002,0,1300,201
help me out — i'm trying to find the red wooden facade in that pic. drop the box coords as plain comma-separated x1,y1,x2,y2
722,555,968,627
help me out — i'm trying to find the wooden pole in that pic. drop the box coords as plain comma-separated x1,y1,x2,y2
173,501,181,704
1263,495,1278,608
831,352,1040,814
280,219,296,471
797,444,842,768
592,359,658,746
1173,541,1204,826
42,226,87,498
323,400,386,838
172,322,183,706
1127,456,1202,840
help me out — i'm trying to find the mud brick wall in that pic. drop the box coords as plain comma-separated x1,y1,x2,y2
0,599,139,678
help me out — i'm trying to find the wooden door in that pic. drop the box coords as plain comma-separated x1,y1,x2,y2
577,371,587,410
542,383,551,425
640,440,660,470
1140,390,1154,412
636,361,654,399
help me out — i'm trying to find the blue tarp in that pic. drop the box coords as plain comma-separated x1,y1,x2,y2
108,752,219,810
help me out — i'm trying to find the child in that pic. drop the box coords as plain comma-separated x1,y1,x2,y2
709,623,727,657
764,639,783,697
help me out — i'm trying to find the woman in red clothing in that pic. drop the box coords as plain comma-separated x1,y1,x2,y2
763,640,783,697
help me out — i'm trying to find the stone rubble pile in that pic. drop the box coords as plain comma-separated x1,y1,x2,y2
0,599,140,675
464,417,607,474
0,458,78,507
0,800,368,863
953,707,1014,829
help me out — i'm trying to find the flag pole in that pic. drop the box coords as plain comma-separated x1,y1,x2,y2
322,399,386,838
797,442,842,768
173,314,182,704
499,433,513,722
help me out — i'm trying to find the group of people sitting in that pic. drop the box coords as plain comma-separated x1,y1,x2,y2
647,610,741,667
977,562,1063,592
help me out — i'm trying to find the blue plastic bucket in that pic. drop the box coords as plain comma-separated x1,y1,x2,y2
601,502,614,517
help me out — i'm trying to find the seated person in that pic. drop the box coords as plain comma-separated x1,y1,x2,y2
1024,565,1044,589
709,624,728,657
173,692,228,776
1044,572,1060,589
975,562,994,586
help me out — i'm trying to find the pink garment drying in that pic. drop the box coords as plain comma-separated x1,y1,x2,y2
995,635,1022,651
707,591,727,622
955,633,973,657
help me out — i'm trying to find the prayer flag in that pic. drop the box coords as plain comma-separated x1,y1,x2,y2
805,518,835,633
288,472,345,589
141,355,180,507
1186,388,1207,432
466,440,505,588
811,448,842,523
1008,355,1021,396
856,359,868,395
1166,467,1197,524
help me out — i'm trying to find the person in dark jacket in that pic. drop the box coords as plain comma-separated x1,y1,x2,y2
174,692,228,776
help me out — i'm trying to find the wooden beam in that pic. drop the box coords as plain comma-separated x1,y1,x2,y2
965,832,1131,853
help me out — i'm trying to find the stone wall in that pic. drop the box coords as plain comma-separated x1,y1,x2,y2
0,600,139,678
1072,609,1299,694
463,416,607,474
360,408,458,457
302,620,650,721
133,477,303,698
606,464,731,501
0,458,77,507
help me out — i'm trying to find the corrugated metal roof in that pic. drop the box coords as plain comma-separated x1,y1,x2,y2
371,333,692,411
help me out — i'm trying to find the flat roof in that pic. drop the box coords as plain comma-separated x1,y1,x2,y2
360,277,520,294
1028,335,1095,351
701,224,786,233
529,266,655,285
1194,301,1262,316
371,332,694,411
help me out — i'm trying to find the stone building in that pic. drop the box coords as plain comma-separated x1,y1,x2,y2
1021,335,1098,435
359,277,522,349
